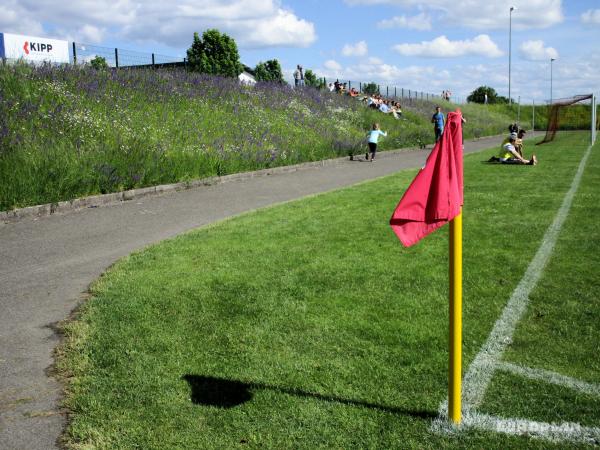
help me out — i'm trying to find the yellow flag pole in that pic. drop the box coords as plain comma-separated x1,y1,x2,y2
449,207,462,424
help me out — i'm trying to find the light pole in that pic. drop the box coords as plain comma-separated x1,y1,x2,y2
509,6,515,105
550,58,556,104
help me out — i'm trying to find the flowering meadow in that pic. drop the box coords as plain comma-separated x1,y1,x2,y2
0,63,515,211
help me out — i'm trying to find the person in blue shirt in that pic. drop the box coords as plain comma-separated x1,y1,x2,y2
366,123,387,161
431,106,445,142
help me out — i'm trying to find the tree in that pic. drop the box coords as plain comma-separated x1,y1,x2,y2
89,55,108,70
186,29,243,77
254,59,284,83
304,69,325,89
362,82,379,95
467,85,508,104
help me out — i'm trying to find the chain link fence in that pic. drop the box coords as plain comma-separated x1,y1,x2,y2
70,42,184,68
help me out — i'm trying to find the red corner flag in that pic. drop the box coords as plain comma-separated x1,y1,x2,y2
390,110,464,247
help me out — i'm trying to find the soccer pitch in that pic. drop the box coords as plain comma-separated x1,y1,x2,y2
58,132,600,449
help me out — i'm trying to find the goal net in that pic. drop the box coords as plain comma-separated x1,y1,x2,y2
537,94,597,145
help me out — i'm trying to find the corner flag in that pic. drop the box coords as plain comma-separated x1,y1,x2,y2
389,111,463,247
389,110,465,424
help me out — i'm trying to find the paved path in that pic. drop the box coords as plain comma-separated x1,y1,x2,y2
0,135,516,449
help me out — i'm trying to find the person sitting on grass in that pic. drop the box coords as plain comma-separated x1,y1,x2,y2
393,102,403,119
379,100,391,114
488,136,537,165
515,128,526,157
366,123,387,162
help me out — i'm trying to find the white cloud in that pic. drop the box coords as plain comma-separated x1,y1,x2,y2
342,40,368,57
0,0,317,49
377,13,432,30
317,57,439,92
367,56,383,65
0,1,44,36
79,24,106,44
581,9,600,25
393,35,503,58
519,40,558,61
346,0,563,30
324,59,342,71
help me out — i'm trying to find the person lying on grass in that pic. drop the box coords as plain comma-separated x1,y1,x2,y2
488,136,537,165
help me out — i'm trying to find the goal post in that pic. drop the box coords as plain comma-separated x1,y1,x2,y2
537,94,596,146
592,94,597,145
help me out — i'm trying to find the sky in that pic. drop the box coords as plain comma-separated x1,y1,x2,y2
2,0,599,103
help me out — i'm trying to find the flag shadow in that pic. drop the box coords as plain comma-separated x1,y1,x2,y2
182,374,436,419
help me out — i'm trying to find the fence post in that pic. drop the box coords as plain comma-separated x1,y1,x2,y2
72,42,77,65
532,100,535,131
378,84,380,94
359,82,362,92
152,53,155,68
183,57,187,69
115,48,119,68
348,80,351,90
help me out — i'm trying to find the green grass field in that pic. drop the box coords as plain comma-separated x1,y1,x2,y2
57,132,600,449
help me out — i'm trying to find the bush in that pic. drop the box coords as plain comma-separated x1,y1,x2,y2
186,29,242,78
254,60,284,83
90,56,108,70
362,82,379,95
304,70,325,89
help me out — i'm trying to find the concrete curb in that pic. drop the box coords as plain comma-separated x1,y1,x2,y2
0,147,418,224
2,131,522,224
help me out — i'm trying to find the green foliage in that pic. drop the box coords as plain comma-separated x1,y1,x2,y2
186,29,242,77
362,82,379,95
89,56,108,70
1,63,546,211
57,133,600,449
304,69,324,89
254,59,284,83
467,85,509,104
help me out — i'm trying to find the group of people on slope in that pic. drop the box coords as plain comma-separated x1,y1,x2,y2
328,80,361,97
365,94,403,120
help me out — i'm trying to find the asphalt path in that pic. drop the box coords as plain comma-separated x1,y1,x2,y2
0,135,518,449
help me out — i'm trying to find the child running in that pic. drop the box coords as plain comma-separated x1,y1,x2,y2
366,123,387,161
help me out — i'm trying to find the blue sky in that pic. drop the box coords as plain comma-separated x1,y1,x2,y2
2,0,599,102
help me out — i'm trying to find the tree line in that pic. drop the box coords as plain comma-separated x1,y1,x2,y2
186,29,323,86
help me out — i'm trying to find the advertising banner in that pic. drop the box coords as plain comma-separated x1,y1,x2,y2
1,33,70,63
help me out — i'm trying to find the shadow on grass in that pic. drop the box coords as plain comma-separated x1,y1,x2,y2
182,374,436,419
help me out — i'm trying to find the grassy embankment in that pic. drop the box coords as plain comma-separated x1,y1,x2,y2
1,62,527,211
57,132,599,449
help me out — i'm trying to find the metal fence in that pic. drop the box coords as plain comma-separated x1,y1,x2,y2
70,42,184,68
67,42,461,103
316,79,461,104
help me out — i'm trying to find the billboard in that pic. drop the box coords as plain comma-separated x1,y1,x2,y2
0,33,70,64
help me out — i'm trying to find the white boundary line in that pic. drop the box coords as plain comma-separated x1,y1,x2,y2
498,362,600,398
433,142,597,442
466,412,600,444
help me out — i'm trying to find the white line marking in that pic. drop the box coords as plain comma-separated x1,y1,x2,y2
466,412,600,444
498,362,600,398
433,142,596,442
461,142,594,410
